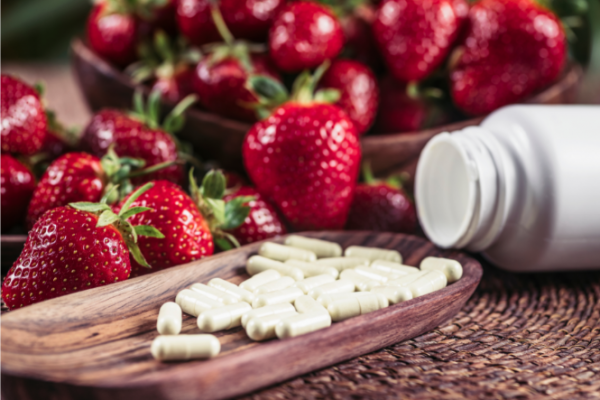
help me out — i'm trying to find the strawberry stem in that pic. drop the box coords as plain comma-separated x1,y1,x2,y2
210,5,235,46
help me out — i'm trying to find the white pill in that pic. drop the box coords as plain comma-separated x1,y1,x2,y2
340,269,378,291
371,260,419,276
371,285,413,304
252,287,304,308
354,266,390,283
317,292,387,308
157,302,182,335
176,289,222,317
285,259,339,279
294,274,336,294
344,246,402,263
254,276,295,294
240,269,281,291
327,293,387,322
294,295,329,314
190,283,239,305
276,311,332,339
151,334,220,361
246,256,304,281
241,303,296,328
284,235,342,258
314,257,369,271
420,257,463,283
197,302,252,332
208,278,255,304
308,279,355,299
258,242,317,262
246,310,299,341
387,270,428,287
408,270,447,297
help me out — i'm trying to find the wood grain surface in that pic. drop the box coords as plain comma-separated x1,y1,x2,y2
1,231,482,400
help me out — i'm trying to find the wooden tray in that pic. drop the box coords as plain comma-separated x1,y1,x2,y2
1,231,482,400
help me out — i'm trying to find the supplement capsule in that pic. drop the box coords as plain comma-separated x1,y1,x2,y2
318,292,387,309
371,285,413,304
314,257,369,271
208,278,255,304
241,303,296,328
284,235,342,258
340,269,378,291
308,279,356,299
197,302,252,332
151,334,220,361
190,283,239,305
354,266,390,283
246,256,304,281
420,257,463,283
285,259,339,279
344,246,402,263
408,270,447,297
371,260,419,276
294,295,329,314
294,274,336,294
157,302,182,335
254,276,295,294
258,242,317,262
276,311,332,339
252,287,304,308
387,270,428,287
176,289,223,317
240,269,281,291
246,310,298,341
327,293,387,322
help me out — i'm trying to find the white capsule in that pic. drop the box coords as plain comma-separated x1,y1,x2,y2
340,269,378,291
308,279,356,299
344,246,402,263
246,256,304,281
354,266,390,283
371,260,420,276
197,302,252,332
285,259,339,279
246,310,298,341
254,276,295,294
258,242,317,262
408,270,447,297
371,285,413,304
327,292,387,322
284,235,342,258
208,278,255,304
151,334,220,361
387,270,428,287
294,274,336,294
252,287,304,308
176,289,222,317
241,303,296,328
240,269,281,291
157,302,182,335
294,295,329,314
420,257,463,283
314,257,369,271
276,311,332,339
190,283,239,305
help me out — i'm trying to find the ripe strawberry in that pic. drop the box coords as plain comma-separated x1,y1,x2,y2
269,1,344,72
373,0,468,82
340,7,384,73
450,0,566,115
2,184,162,309
318,59,379,135
1,75,47,156
139,0,178,36
1,155,36,232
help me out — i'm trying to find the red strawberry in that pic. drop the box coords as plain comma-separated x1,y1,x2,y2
269,1,344,72
224,171,247,189
373,0,468,82
1,75,47,156
318,59,379,135
450,0,566,115
139,0,178,36
1,155,36,232
224,186,287,245
2,184,162,309
152,66,196,104
340,7,384,73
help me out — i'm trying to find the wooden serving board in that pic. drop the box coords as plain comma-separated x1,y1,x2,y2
1,232,482,400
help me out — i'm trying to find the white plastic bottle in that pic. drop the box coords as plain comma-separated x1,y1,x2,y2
415,105,600,272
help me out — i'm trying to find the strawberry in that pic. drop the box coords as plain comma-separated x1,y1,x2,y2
39,110,78,162
373,0,468,82
1,75,47,156
318,59,379,135
139,0,178,36
269,1,344,72
2,183,163,309
1,155,36,232
340,7,384,73
450,0,566,115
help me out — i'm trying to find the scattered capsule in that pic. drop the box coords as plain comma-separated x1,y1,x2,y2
190,283,239,305
294,295,329,314
157,302,182,335
252,287,304,308
327,292,388,322
387,270,428,287
240,269,281,292
151,334,220,361
420,257,463,283
284,235,342,258
258,242,317,262
294,274,336,294
308,279,356,299
246,310,298,341
197,302,252,332
340,269,378,291
276,311,332,339
370,260,419,276
241,303,296,328
371,285,413,304
344,246,402,263
208,278,255,304
254,276,295,294
285,259,339,279
176,289,223,317
354,266,390,283
246,256,304,281
408,270,447,297
314,257,369,271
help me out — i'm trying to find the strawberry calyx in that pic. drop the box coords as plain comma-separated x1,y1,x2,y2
361,162,409,192
70,182,165,268
99,0,169,19
129,89,197,135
